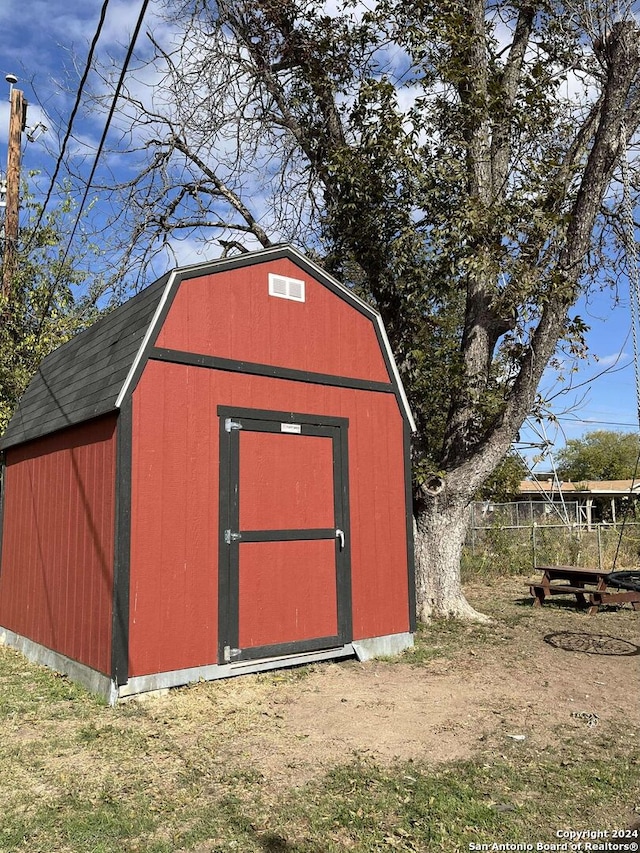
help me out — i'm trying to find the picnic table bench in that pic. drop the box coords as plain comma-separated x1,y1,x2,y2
526,565,640,614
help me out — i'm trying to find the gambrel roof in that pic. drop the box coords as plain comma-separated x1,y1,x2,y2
1,246,415,451
1,275,169,449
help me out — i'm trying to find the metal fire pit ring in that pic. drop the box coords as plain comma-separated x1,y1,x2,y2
607,571,640,593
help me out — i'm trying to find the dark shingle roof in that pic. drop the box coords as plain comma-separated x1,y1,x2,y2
0,275,168,450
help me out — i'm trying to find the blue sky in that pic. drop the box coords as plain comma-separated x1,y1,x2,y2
0,0,638,461
523,288,638,463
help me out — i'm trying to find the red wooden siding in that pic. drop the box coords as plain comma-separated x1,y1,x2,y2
239,432,335,530
129,361,409,677
155,259,390,384
238,431,338,649
0,416,116,674
128,364,219,676
238,540,338,648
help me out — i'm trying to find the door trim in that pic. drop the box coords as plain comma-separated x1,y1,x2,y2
218,406,349,429
217,406,352,664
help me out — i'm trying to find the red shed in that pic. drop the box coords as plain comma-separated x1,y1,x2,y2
0,246,415,702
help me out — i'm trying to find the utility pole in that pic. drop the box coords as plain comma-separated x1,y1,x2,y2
2,74,27,303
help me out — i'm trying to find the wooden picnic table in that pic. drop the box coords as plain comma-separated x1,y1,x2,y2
527,565,640,614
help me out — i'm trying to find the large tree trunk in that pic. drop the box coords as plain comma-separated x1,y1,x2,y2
414,491,491,623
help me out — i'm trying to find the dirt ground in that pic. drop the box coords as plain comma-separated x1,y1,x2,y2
143,575,640,787
4,574,639,853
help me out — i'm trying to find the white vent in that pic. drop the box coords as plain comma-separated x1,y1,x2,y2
268,272,305,303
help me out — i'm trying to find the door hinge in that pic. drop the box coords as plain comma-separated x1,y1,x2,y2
225,418,243,432
223,645,242,662
224,529,242,544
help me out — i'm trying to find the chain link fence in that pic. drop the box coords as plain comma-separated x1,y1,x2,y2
463,500,640,577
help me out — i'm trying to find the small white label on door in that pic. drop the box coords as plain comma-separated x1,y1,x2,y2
281,423,301,434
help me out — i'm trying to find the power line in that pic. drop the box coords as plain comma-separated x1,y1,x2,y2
36,0,151,331
59,0,151,262
24,0,112,251
555,416,639,428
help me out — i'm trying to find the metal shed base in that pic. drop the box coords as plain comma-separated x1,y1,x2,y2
0,626,414,705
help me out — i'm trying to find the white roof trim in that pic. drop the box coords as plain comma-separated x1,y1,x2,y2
115,271,178,408
376,317,416,432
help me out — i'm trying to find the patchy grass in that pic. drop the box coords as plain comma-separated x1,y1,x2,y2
1,698,638,853
280,742,639,851
1,578,639,852
401,614,510,666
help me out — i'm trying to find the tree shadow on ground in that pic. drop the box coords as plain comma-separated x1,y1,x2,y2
514,595,585,610
224,803,330,853
256,832,323,852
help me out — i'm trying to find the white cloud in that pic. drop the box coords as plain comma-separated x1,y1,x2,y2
596,351,631,368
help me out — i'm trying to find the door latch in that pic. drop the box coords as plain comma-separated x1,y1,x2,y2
335,528,345,550
224,418,243,432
